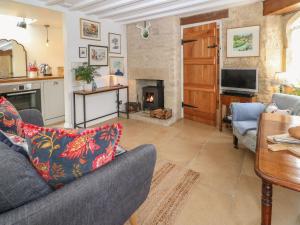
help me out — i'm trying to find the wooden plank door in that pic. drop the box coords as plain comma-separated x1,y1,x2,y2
183,22,218,126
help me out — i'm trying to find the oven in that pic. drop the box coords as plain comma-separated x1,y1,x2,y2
0,83,42,112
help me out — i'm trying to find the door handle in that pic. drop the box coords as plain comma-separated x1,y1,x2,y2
182,102,198,108
6,90,37,96
207,44,218,48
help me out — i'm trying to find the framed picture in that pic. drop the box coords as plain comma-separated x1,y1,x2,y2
109,56,124,76
88,45,108,66
227,26,260,57
80,18,101,41
109,33,121,54
79,47,87,58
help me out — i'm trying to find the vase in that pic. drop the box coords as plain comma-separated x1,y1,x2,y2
83,83,93,91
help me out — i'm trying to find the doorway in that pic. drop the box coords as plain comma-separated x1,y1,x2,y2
182,22,220,126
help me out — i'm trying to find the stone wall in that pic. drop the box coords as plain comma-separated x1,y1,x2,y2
222,2,284,102
127,16,181,123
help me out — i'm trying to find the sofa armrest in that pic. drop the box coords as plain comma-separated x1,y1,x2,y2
231,103,265,121
19,109,44,127
0,144,156,225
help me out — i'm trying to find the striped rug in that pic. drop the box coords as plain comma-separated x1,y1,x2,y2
126,160,200,225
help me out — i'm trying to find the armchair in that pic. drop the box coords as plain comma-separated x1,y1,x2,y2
0,109,157,225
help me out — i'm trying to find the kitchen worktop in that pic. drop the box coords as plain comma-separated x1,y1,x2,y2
0,75,64,84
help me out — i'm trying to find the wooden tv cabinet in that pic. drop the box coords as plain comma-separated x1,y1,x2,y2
219,93,257,131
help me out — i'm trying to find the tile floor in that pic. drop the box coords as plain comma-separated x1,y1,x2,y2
115,118,300,225
53,118,300,224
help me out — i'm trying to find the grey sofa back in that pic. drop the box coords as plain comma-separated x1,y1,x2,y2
272,93,300,115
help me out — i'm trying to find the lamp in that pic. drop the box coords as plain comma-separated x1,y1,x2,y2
274,72,288,93
44,25,50,47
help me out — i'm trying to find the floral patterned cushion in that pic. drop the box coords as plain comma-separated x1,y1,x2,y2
0,97,23,136
23,123,122,189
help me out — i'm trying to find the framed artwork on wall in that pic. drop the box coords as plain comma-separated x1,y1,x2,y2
88,45,108,66
80,18,101,41
109,56,124,76
108,33,121,54
79,47,87,58
227,26,260,57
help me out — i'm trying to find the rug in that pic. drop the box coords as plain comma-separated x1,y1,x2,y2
125,160,200,225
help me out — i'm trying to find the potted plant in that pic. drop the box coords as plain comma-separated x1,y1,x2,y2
74,65,96,91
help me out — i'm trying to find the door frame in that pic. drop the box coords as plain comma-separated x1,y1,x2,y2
180,20,224,119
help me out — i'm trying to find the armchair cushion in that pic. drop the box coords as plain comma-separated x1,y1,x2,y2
231,102,265,121
0,142,52,213
272,93,300,115
232,120,258,136
23,123,122,189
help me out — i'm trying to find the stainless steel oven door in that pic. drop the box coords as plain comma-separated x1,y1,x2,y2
4,89,41,111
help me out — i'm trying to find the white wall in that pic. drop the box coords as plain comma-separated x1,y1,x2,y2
0,17,64,75
63,11,128,128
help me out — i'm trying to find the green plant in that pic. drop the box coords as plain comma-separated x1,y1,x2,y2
74,65,96,84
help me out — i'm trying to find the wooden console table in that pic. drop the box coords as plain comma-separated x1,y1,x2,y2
219,93,257,131
73,85,129,128
255,113,300,225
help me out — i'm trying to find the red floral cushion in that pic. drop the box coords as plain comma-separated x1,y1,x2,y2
0,97,23,137
23,123,122,189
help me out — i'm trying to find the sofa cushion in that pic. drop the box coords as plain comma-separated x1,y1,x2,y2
23,123,122,189
232,120,258,136
0,97,23,136
0,130,28,158
0,142,52,213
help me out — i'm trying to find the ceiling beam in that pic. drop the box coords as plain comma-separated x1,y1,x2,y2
263,0,300,15
180,9,229,25
98,0,178,19
69,0,106,10
86,0,142,15
114,0,218,22
46,0,64,6
120,0,258,24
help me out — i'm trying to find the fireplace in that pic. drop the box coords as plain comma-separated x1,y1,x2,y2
142,80,164,110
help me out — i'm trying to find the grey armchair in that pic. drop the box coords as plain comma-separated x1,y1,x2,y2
231,93,300,152
0,109,156,225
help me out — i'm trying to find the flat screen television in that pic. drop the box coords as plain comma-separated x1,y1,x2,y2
221,68,258,93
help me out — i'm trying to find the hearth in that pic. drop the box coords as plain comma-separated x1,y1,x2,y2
142,80,164,110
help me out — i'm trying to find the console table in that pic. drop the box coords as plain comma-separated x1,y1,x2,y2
73,85,129,128
219,93,257,131
255,113,300,225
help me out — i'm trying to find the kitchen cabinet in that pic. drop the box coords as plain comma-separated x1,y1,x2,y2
42,79,65,125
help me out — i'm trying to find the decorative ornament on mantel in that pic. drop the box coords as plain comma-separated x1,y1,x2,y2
136,21,151,39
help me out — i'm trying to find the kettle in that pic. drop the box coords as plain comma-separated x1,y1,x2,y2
40,64,52,76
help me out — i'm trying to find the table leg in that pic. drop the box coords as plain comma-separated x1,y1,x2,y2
261,180,273,225
127,87,129,119
219,103,223,132
117,89,120,117
73,93,76,128
83,95,86,128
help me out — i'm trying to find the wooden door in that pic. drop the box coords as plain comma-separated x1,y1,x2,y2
183,23,218,126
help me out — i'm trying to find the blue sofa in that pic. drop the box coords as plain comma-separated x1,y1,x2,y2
231,93,300,152
0,109,157,225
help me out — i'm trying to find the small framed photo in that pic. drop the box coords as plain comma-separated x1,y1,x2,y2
88,45,108,66
109,33,121,54
109,56,124,76
227,25,260,57
79,47,87,58
80,18,101,41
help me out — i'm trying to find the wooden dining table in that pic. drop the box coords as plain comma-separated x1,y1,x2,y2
255,113,300,225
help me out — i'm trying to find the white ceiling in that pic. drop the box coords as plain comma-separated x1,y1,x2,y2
38,0,261,24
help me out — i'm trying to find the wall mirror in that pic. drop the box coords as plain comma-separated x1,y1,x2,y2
0,39,27,79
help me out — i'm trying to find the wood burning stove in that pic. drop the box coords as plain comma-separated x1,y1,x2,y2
142,80,164,110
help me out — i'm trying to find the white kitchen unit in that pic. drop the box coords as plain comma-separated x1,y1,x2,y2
42,79,65,125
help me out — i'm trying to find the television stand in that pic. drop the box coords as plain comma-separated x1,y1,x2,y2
219,93,257,132
222,91,256,98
